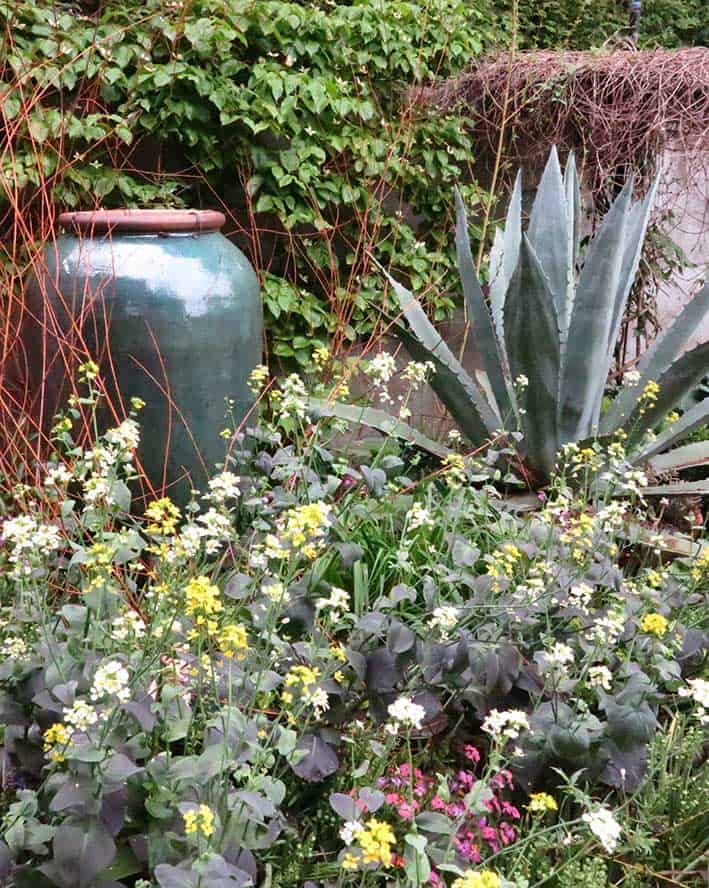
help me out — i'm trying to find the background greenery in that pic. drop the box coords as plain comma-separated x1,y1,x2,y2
1,0,706,365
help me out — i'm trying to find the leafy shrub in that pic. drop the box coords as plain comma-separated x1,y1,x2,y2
0,0,500,362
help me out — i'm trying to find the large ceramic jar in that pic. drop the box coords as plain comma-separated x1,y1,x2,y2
26,209,262,504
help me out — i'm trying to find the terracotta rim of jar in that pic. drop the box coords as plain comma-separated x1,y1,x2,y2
57,209,226,234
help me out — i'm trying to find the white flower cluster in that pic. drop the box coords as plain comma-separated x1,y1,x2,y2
304,686,330,719
278,373,308,421
586,611,625,647
622,369,641,387
2,515,63,577
104,418,141,454
44,464,73,487
401,360,435,389
339,821,365,844
315,586,350,616
678,678,709,724
1,636,28,659
567,582,593,615
385,696,426,734
205,471,241,504
582,806,622,853
63,699,99,732
620,468,648,497
588,665,613,691
539,642,575,680
110,610,146,641
90,660,131,704
430,605,459,637
366,353,396,403
405,502,434,531
481,708,530,741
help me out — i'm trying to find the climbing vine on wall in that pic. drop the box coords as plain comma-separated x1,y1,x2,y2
0,0,502,364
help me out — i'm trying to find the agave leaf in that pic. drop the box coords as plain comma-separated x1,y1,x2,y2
528,146,569,335
563,152,582,339
602,281,709,433
634,399,709,462
504,235,560,482
488,227,506,351
559,179,633,442
385,273,501,440
647,441,709,474
454,188,512,420
393,322,498,445
307,399,450,459
489,170,522,350
608,180,658,352
627,340,709,444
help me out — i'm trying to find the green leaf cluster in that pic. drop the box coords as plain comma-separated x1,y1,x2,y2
1,0,500,362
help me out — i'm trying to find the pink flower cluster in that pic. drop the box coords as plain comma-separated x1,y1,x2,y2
376,745,521,883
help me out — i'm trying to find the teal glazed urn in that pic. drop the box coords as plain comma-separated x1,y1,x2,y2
29,209,262,504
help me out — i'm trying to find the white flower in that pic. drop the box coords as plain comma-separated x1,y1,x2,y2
405,502,433,531
196,508,232,554
90,660,131,703
44,464,73,487
64,700,99,731
447,429,463,445
307,686,330,719
515,374,529,389
582,806,622,853
366,353,396,386
104,418,140,453
316,586,350,614
622,369,641,387
277,373,308,420
401,360,435,389
539,642,575,680
262,581,289,604
385,696,426,733
83,474,113,506
567,582,593,614
430,606,459,636
1,636,28,659
588,665,613,691
205,471,241,504
481,708,530,741
678,678,709,724
111,610,146,641
586,612,625,646
340,820,365,844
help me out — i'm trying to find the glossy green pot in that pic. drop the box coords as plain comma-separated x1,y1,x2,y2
27,209,262,504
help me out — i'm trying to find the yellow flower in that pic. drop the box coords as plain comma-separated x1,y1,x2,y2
183,804,215,839
641,612,668,637
691,547,709,582
284,664,320,689
342,852,360,870
217,623,248,659
331,643,347,663
452,871,501,888
184,576,223,625
527,792,558,813
443,452,467,487
248,363,269,393
43,723,72,763
312,346,330,367
130,397,146,411
145,497,181,536
638,380,659,414
357,818,396,867
78,359,100,381
645,569,664,589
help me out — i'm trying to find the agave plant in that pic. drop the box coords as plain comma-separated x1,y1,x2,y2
316,148,709,492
